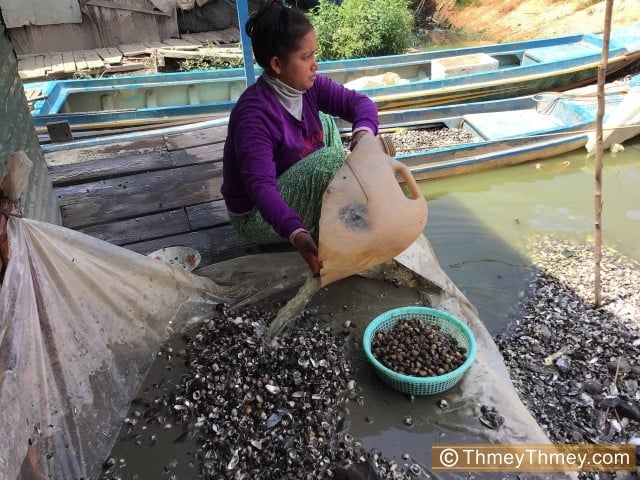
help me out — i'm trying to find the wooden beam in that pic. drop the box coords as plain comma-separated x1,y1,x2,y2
186,200,229,230
82,49,105,69
167,143,225,165
56,163,224,228
62,51,77,73
17,55,37,79
48,53,65,75
95,47,123,65
123,224,253,268
161,38,197,48
78,208,191,245
164,125,228,151
118,44,148,56
72,50,88,71
48,147,216,187
80,0,172,16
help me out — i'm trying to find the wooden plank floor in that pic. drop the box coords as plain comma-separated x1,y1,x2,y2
45,125,294,268
18,27,242,82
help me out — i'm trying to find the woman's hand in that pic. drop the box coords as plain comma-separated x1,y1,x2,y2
292,231,322,275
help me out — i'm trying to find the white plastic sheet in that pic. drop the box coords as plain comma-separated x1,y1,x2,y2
1,217,224,480
1,217,572,479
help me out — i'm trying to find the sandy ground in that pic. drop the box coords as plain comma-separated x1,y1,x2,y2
435,0,640,42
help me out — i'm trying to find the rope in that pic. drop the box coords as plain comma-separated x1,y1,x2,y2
0,209,22,219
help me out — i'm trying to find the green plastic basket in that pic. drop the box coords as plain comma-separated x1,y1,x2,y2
363,306,477,396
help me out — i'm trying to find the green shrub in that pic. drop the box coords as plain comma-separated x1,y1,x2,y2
310,0,414,60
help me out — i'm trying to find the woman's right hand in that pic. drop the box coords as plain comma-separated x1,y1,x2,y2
292,231,322,275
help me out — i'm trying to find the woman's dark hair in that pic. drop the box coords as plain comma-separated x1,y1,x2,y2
245,0,314,71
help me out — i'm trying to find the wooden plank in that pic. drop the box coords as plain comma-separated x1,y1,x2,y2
83,49,105,69
105,47,124,64
186,200,229,230
118,43,148,56
143,41,166,49
191,32,218,45
42,54,54,75
167,143,224,165
62,51,77,73
95,47,123,65
48,147,215,186
161,38,197,47
72,50,89,71
49,53,65,74
180,34,205,46
18,56,40,80
103,63,148,74
78,208,191,245
32,55,47,79
45,137,167,166
164,125,228,150
56,163,224,228
124,224,252,267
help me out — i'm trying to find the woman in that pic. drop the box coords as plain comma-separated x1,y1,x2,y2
221,0,379,275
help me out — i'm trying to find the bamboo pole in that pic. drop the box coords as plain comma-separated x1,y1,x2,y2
594,0,615,307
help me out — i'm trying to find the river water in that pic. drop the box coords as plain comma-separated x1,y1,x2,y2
422,135,640,335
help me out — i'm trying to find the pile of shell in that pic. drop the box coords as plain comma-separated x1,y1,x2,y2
102,305,417,479
343,127,476,154
387,127,476,154
496,237,640,471
371,319,467,377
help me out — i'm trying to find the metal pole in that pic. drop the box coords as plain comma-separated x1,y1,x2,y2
236,0,256,86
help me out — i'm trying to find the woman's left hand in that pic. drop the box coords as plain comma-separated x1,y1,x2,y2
292,231,322,275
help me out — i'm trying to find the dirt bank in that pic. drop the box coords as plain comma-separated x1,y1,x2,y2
433,0,640,42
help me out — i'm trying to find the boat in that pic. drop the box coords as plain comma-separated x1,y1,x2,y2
42,73,640,189
27,23,640,136
358,74,640,181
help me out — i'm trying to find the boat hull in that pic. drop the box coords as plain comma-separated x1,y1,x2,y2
27,24,640,135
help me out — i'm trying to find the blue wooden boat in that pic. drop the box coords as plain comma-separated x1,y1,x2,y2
26,23,640,135
42,74,640,185
362,74,640,181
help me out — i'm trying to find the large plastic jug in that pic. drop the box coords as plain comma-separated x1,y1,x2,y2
318,132,428,286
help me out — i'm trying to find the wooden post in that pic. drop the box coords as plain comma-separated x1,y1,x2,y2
594,0,615,307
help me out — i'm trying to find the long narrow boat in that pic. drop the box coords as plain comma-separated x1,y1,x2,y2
42,74,640,186
27,23,640,135
364,74,640,181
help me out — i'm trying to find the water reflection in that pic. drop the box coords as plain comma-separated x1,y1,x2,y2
421,136,640,335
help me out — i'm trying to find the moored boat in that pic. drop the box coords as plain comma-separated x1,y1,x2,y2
42,74,640,184
27,23,640,136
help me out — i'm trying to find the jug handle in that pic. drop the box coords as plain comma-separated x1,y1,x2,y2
391,159,423,201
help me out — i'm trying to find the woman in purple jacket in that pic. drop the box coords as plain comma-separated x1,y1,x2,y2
221,0,379,275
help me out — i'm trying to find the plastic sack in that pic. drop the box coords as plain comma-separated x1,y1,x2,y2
1,215,573,479
0,215,315,480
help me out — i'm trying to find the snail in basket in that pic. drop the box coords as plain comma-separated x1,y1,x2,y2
371,319,467,377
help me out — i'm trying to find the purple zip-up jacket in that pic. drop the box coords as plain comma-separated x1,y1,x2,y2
221,74,378,240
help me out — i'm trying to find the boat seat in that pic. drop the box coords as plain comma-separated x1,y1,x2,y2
522,41,601,65
460,109,566,140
